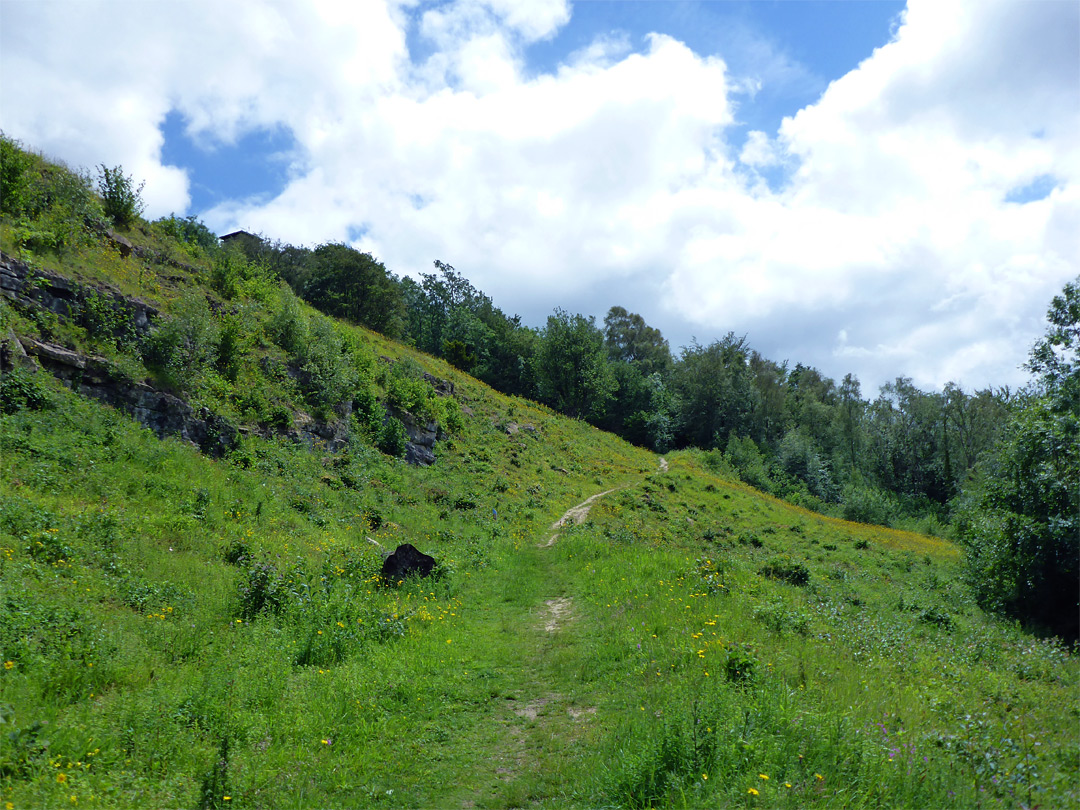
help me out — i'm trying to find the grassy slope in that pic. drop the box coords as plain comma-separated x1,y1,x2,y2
1,238,1077,809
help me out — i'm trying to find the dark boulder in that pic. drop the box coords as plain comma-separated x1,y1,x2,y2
381,543,436,583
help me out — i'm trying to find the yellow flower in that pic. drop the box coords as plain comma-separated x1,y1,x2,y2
702,773,708,780
7,802,14,810
748,787,759,796
815,773,824,781
57,773,68,783
223,797,231,802
3,661,12,669
784,782,792,788
759,774,769,780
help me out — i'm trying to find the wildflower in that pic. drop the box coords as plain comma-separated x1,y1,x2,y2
3,661,12,670
759,774,769,781
815,773,824,781
748,788,759,796
784,783,792,789
57,773,68,783
7,802,14,809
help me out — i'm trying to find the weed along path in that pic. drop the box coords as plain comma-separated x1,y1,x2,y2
445,489,622,808
442,464,667,807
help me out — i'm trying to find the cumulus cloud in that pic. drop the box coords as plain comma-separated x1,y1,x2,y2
1,0,1076,393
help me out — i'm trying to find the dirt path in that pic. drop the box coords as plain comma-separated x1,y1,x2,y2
466,457,667,806
540,489,616,547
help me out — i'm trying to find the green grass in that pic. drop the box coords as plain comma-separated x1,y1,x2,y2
1,216,1077,808
2,376,1076,809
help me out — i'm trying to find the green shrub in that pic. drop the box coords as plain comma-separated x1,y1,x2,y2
142,291,220,388
0,133,35,217
79,288,137,350
0,367,53,413
723,641,759,682
269,289,309,355
154,213,218,254
96,164,145,229
236,556,290,620
378,415,408,458
759,555,810,586
9,156,103,255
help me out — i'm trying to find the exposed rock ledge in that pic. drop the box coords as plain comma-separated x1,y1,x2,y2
13,335,240,457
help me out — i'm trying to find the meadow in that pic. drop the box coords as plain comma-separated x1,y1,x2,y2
1,349,1077,808
0,140,1076,807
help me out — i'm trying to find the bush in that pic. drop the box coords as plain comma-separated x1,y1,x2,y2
154,214,218,254
236,556,290,620
378,415,408,458
842,481,898,527
0,133,35,217
10,156,104,256
96,164,145,229
759,555,810,586
0,367,53,413
142,291,220,388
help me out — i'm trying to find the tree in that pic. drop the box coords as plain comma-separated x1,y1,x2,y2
603,306,672,376
534,309,616,420
957,278,1079,640
670,334,759,449
304,243,405,337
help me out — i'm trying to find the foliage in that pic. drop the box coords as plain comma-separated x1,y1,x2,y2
671,335,760,448
957,277,1080,640
303,242,406,337
603,305,671,376
2,137,104,256
154,214,219,255
142,290,220,390
534,308,616,420
0,133,36,218
0,367,53,414
96,164,145,229
759,555,811,586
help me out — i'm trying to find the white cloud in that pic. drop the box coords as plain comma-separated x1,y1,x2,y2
1,0,1076,393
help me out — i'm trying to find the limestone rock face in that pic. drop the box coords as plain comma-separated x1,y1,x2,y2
1,252,158,337
16,335,239,457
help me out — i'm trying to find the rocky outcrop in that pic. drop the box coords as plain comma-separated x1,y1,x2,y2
1,252,158,337
384,406,443,466
1,250,455,465
14,335,238,457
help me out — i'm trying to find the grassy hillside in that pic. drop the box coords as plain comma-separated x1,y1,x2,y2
0,151,1077,809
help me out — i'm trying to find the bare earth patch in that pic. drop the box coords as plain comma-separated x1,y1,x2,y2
544,596,573,633
568,706,597,720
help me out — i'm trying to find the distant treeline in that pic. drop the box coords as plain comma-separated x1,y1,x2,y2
231,234,1014,531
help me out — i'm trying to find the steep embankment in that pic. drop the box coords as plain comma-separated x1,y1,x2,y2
1,228,1076,808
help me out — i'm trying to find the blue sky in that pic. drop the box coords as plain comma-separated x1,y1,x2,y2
1,0,1077,394
165,1,907,213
